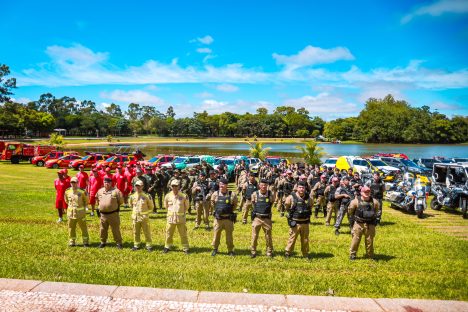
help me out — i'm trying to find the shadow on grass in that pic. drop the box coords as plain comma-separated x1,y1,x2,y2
373,254,396,262
310,252,334,259
379,221,396,226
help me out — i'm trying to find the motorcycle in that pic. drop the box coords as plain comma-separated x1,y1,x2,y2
413,179,427,219
431,184,468,219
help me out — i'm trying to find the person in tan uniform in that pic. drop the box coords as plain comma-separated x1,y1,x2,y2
210,178,238,256
96,177,124,249
64,177,89,247
241,173,258,224
324,177,340,226
348,186,381,260
129,180,154,251
250,179,275,258
311,174,328,218
164,179,190,254
284,181,313,259
236,170,247,211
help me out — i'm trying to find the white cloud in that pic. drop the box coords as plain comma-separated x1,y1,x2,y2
16,44,269,87
100,89,164,106
284,92,359,115
12,97,32,104
191,35,214,45
14,44,468,95
215,84,239,92
195,92,214,98
402,0,468,24
196,48,212,54
431,101,463,110
273,45,354,70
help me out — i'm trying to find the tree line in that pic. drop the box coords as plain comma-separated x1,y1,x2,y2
0,64,467,143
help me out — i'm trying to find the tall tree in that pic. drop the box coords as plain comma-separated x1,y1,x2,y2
0,64,16,103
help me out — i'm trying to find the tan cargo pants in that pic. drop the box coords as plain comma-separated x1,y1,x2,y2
133,218,152,247
165,222,189,251
100,212,122,244
195,200,210,227
350,222,376,258
212,218,234,252
251,217,273,255
68,217,89,244
285,222,309,257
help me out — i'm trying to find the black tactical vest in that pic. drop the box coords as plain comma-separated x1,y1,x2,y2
339,186,354,206
291,192,312,220
196,180,208,200
316,182,326,196
245,181,258,199
355,196,376,223
370,180,384,199
209,179,219,193
214,191,233,215
328,185,337,202
283,179,294,195
253,191,272,215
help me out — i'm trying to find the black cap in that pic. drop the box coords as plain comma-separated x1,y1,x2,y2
249,172,256,177
209,170,215,175
297,181,306,187
260,178,269,184
199,172,206,177
104,177,113,182
219,178,229,184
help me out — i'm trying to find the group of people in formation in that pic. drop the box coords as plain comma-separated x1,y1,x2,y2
54,158,385,260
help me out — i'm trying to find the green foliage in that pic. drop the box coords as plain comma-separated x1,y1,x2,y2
106,135,113,142
295,129,309,138
0,64,16,103
49,132,64,148
0,163,467,300
295,141,324,165
247,141,271,160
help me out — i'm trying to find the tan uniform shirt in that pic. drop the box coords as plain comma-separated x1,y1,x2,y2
210,190,238,211
311,181,327,198
64,188,88,219
164,191,189,224
96,187,124,212
129,192,154,222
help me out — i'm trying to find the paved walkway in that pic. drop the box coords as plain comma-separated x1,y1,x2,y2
0,278,467,312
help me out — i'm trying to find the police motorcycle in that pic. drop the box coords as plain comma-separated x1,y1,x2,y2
385,173,425,217
430,162,468,219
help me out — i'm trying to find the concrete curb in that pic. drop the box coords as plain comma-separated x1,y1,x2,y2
0,278,467,311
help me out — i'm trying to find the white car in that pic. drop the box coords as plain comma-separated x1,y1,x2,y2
321,157,338,169
367,159,400,175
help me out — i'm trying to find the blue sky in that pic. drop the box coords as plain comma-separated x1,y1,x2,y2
2,0,467,119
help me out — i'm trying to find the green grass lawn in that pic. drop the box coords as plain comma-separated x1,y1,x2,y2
0,162,467,300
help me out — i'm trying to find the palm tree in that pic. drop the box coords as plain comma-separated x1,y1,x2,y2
247,141,271,160
295,141,325,165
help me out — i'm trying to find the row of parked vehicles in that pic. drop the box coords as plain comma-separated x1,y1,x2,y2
322,153,468,219
27,148,288,182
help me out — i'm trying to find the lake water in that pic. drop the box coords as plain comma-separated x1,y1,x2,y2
78,142,468,160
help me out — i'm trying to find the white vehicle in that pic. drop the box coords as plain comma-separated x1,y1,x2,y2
321,157,338,170
367,159,400,175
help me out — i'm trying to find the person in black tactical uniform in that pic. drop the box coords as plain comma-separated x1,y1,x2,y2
350,172,363,196
348,186,381,260
367,172,385,219
250,179,275,258
207,170,219,215
311,174,328,218
143,166,157,211
151,169,166,212
210,178,238,256
324,177,340,226
192,172,210,229
284,181,313,259
279,170,295,217
334,176,355,235
241,172,258,224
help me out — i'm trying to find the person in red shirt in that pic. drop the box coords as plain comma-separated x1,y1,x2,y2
62,168,71,187
124,164,135,196
87,169,103,216
76,165,89,190
113,166,129,206
104,167,115,186
54,170,69,223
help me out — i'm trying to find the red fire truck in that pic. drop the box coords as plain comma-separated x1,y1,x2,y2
0,142,55,164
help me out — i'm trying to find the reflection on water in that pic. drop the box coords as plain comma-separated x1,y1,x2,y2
74,142,468,160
